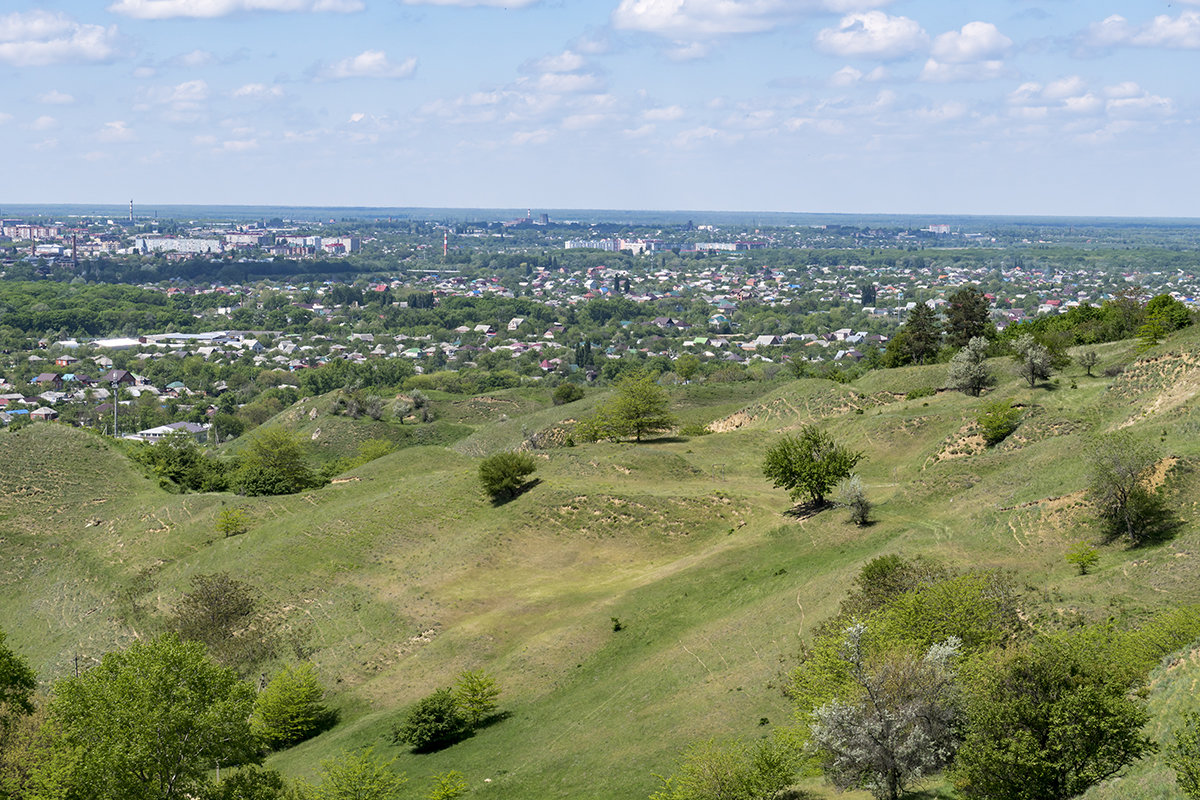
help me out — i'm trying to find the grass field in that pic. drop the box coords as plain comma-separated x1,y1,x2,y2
5,329,1200,798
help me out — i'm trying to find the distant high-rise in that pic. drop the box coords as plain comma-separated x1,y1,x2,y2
129,199,133,223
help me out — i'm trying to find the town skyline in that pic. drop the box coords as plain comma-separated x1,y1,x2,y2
1,1,1197,217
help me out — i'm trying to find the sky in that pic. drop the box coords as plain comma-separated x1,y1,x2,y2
1,0,1198,217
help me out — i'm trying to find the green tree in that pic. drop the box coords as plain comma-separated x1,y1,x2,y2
1065,542,1099,575
251,662,333,749
947,337,992,397
1012,334,1052,388
810,625,960,800
216,505,249,538
304,748,407,800
1168,711,1200,800
580,369,675,442
901,303,941,365
453,670,501,727
391,689,467,751
0,627,35,728
1079,350,1098,377
427,771,469,800
945,286,991,349
234,427,318,496
35,634,258,800
1087,431,1170,545
951,627,1156,800
762,425,864,506
478,451,537,502
675,353,702,382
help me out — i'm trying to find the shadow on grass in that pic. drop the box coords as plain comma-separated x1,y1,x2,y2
408,711,514,754
1105,492,1185,548
783,500,831,521
490,478,542,507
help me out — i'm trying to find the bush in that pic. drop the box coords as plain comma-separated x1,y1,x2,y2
251,662,334,749
216,506,249,538
392,688,467,751
1169,711,1200,799
233,428,319,497
976,399,1021,446
478,451,537,501
905,386,936,400
453,670,501,727
837,475,871,527
552,383,585,405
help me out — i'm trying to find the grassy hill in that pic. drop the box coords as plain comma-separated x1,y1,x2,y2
4,330,1200,798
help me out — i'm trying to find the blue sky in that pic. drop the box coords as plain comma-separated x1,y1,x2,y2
1,1,1197,216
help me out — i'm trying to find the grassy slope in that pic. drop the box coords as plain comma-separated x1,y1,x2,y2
3,331,1200,798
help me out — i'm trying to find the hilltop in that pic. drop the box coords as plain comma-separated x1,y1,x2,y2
4,328,1200,798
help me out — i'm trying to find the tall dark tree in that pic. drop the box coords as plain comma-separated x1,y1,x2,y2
945,286,992,349
903,303,941,365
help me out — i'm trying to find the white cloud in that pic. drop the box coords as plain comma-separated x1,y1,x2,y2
138,79,210,122
176,49,214,67
402,0,538,5
830,65,862,86
1083,11,1200,49
97,120,135,141
0,11,119,67
133,65,156,78
533,72,603,94
512,128,553,145
930,21,1011,63
221,138,259,151
108,0,363,19
533,50,586,73
612,0,890,39
562,113,609,130
1043,75,1086,100
325,50,417,79
232,82,284,98
644,105,684,121
38,90,75,105
667,41,711,60
816,12,928,59
30,115,56,130
919,59,1007,82
0,113,12,125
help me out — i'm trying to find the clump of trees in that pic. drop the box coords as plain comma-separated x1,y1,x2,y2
1086,431,1174,545
783,556,1200,800
234,428,322,496
763,425,863,508
392,671,502,752
478,450,537,502
648,735,799,800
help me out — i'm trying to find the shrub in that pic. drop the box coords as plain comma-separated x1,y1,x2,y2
837,475,871,527
392,688,467,751
251,662,334,749
552,383,585,405
1065,542,1100,575
905,386,936,400
478,451,537,501
976,399,1021,446
1169,712,1200,800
